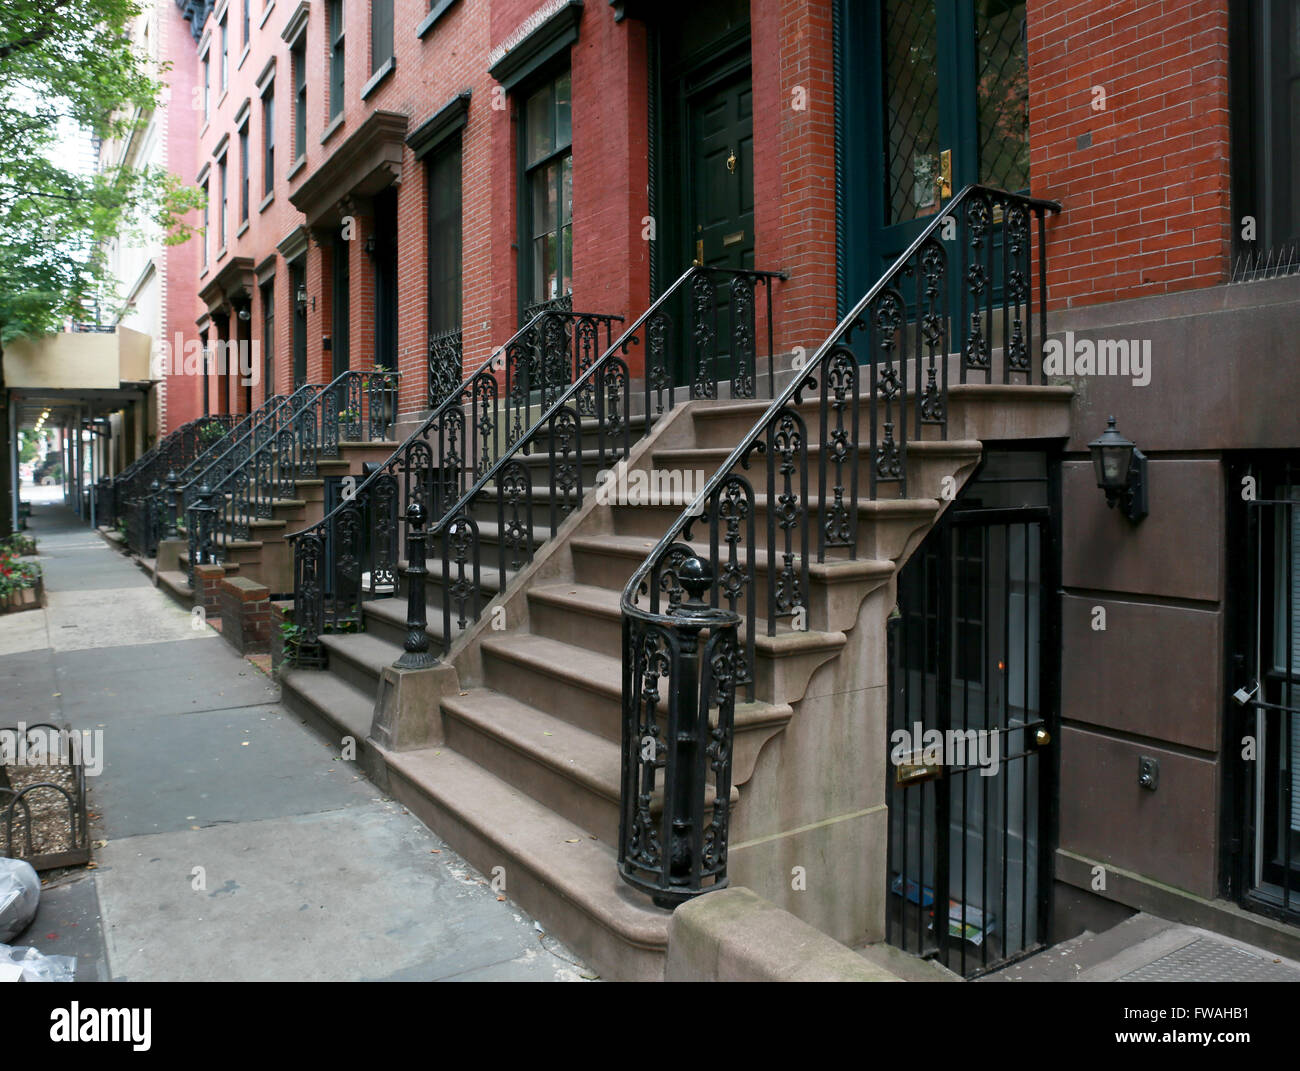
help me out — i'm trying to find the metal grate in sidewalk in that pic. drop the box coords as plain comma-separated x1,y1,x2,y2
1119,937,1300,982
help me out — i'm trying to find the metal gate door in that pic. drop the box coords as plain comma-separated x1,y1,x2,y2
1231,458,1300,924
885,450,1058,977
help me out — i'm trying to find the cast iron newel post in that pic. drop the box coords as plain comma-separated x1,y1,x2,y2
146,477,161,552
164,469,180,540
657,555,734,908
395,500,438,669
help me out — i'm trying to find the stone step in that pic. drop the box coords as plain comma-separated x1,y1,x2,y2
279,666,375,754
649,439,983,503
569,530,901,595
441,688,622,844
360,594,462,652
156,569,194,608
607,491,941,561
381,745,669,981
686,383,1072,449
480,633,623,742
318,630,404,695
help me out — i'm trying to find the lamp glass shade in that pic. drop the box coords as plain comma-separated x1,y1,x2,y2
1088,416,1136,491
1094,443,1133,489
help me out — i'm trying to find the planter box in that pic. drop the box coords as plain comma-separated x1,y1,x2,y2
0,577,43,615
0,721,92,872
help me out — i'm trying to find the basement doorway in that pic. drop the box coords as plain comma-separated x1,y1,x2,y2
885,448,1060,978
1228,454,1300,926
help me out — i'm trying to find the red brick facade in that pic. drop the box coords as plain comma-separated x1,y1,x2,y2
173,0,1241,424
181,0,846,426
1029,0,1232,308
160,1,206,432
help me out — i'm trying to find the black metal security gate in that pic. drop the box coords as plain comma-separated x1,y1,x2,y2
886,449,1059,978
1229,456,1300,925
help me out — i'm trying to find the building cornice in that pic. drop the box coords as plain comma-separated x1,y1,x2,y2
280,1,310,47
406,91,471,161
488,0,583,91
289,110,408,228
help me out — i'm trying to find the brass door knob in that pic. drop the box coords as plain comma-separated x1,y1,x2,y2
726,150,737,174
1033,727,1051,747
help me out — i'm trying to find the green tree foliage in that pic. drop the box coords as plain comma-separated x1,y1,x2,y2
0,0,202,342
0,1,203,535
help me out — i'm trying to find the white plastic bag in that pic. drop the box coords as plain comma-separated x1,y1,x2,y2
0,857,39,943
0,943,76,982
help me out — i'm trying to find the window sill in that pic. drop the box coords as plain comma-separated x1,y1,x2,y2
259,190,275,213
236,220,249,240
320,112,345,145
216,246,228,263
417,0,459,39
218,89,229,109
287,155,307,181
200,120,211,140
200,266,210,280
237,44,250,71
258,0,275,29
361,57,395,100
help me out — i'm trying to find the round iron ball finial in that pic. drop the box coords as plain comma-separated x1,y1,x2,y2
677,555,712,604
406,500,426,529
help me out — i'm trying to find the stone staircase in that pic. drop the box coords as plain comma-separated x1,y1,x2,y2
279,377,1072,980
155,439,399,603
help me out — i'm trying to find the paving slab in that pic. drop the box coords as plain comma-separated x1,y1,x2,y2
0,649,61,720
19,874,111,982
44,587,209,652
5,501,587,982
87,702,376,839
0,607,51,657
53,636,280,720
94,803,586,981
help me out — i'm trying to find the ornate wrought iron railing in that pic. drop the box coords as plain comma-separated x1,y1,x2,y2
116,413,238,553
290,308,624,658
186,369,399,588
617,185,1062,906
427,328,463,409
178,383,324,523
292,266,781,669
175,393,288,498
133,391,291,555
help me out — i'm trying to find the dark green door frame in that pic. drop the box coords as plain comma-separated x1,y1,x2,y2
835,0,1028,317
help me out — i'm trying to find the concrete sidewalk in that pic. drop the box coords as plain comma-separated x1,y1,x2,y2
1,496,590,981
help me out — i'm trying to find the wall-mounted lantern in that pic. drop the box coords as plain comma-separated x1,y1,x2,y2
1088,415,1148,522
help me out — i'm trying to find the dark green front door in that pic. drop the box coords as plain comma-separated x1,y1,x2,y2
691,69,754,274
290,259,307,389
331,234,350,380
838,0,1030,309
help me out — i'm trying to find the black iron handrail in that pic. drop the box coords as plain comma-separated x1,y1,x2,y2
289,307,624,654
290,266,783,663
178,382,324,517
187,368,399,585
136,391,291,546
173,392,288,498
617,184,1062,906
114,414,237,550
